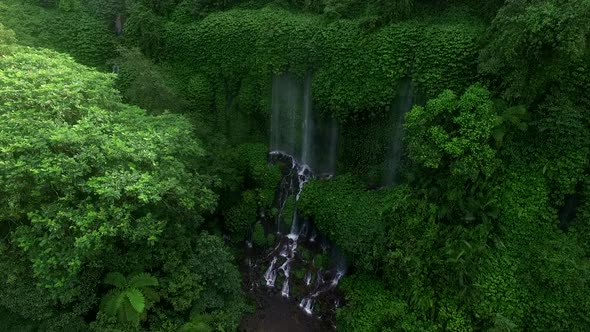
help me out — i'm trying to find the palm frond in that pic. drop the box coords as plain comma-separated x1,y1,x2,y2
120,301,140,324
99,289,115,311
125,288,146,313
128,272,159,289
104,290,126,317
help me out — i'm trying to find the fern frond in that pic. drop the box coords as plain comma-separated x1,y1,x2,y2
120,300,140,324
99,289,115,311
104,290,125,317
128,272,158,289
104,272,127,288
125,288,146,313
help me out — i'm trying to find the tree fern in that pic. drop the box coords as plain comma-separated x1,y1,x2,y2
120,299,140,324
125,288,145,313
101,289,125,317
99,271,159,326
128,272,159,289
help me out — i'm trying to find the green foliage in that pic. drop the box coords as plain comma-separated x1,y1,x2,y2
179,314,214,332
0,0,115,68
413,20,482,99
252,222,273,248
405,84,501,180
3,1,590,331
299,175,391,270
100,272,160,325
571,181,590,255
124,2,168,59
281,196,296,228
115,47,188,113
0,43,215,310
187,234,247,331
220,143,281,240
59,0,81,12
316,14,482,120
171,0,242,20
532,95,590,201
479,0,590,104
0,308,37,332
235,143,282,207
159,7,482,122
224,190,258,237
80,0,126,18
490,167,590,331
0,23,16,45
336,275,438,331
437,300,473,332
402,84,505,224
321,0,415,30
313,253,330,269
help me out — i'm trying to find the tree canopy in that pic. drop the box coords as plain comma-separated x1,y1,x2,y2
1,0,589,331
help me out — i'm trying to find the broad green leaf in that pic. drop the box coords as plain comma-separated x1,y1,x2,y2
125,288,145,313
128,272,158,289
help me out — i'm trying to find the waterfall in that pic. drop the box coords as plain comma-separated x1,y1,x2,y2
263,153,311,298
264,257,278,287
271,74,302,157
262,72,344,316
270,72,337,172
301,73,313,166
299,298,314,315
304,271,312,286
297,248,347,314
281,279,290,297
114,14,124,36
384,78,414,186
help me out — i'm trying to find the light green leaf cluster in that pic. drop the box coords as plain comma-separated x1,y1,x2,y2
0,45,216,298
405,84,500,181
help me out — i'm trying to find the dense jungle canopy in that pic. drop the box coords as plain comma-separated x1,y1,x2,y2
0,0,589,331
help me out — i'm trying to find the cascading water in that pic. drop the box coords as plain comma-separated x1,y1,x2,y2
301,73,313,166
263,153,347,313
264,257,278,287
258,72,345,322
262,153,313,298
384,78,415,186
271,73,304,158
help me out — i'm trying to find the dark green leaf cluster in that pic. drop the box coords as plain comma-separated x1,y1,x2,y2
0,0,116,68
159,7,482,122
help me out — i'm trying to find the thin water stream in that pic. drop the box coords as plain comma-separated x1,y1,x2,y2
240,73,415,330
241,73,344,331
